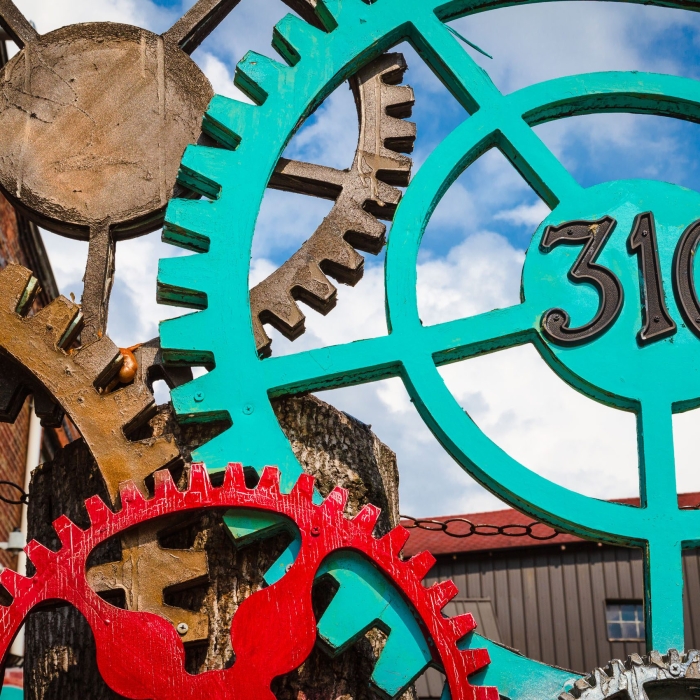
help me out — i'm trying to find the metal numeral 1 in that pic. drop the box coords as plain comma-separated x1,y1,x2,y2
673,218,700,339
541,217,624,346
628,212,677,344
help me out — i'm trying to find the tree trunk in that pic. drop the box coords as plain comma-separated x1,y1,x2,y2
24,395,415,700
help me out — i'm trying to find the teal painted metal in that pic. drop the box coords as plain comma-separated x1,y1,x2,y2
317,551,433,696
1,687,22,699
158,0,700,695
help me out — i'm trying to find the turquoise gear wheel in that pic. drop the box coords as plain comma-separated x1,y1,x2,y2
157,0,700,697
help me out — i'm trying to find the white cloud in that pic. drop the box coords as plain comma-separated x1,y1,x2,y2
495,201,550,228
417,231,524,325
16,0,171,34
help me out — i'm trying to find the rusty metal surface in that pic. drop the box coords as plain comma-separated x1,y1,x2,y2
0,263,179,503
87,519,209,645
252,52,415,355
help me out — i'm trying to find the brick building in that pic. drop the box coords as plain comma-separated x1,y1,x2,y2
0,192,63,696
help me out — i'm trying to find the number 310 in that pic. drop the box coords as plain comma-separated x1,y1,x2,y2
541,213,700,346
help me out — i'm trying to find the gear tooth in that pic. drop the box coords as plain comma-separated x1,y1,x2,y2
449,612,478,640
649,650,665,668
53,514,82,548
160,311,214,367
119,480,146,511
85,495,111,528
153,468,178,500
163,198,218,254
352,504,380,533
256,466,282,494
0,568,23,598
428,579,459,611
250,281,307,341
222,462,247,492
574,678,594,692
379,526,410,557
157,254,209,310
290,473,315,501
668,649,682,664
627,653,644,667
559,693,576,700
28,298,83,349
188,462,213,497
235,51,291,106
25,540,53,571
0,264,35,313
405,550,436,580
177,144,234,199
72,336,122,389
321,486,348,516
203,94,257,150
272,14,325,66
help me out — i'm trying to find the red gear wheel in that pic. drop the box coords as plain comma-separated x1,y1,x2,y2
0,463,496,700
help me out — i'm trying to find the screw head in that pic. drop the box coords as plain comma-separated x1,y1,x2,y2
194,391,204,403
242,403,255,415
177,622,189,635
670,662,682,676
310,525,321,537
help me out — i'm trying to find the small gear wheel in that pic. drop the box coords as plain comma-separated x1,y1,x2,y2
561,649,700,700
0,463,495,700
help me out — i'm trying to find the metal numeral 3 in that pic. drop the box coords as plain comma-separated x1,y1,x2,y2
540,216,624,346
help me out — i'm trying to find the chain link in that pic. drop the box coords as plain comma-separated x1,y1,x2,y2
0,481,28,505
400,515,560,541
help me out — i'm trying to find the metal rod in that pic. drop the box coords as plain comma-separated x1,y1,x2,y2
0,0,37,48
81,220,115,345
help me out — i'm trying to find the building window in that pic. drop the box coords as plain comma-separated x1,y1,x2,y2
605,601,645,641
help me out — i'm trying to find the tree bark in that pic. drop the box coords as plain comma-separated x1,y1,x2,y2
24,395,415,700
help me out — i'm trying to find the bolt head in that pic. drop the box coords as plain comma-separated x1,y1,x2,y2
194,391,204,403
177,622,189,635
242,403,255,415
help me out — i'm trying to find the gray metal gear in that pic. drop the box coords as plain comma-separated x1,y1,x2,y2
561,649,700,700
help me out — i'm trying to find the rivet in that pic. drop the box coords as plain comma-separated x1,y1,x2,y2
311,526,321,537
177,622,189,635
654,316,660,323
194,391,204,403
642,230,648,237
566,229,573,236
552,315,560,322
242,403,255,415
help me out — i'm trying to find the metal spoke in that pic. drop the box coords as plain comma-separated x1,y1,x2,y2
0,0,37,48
163,0,324,54
263,303,537,393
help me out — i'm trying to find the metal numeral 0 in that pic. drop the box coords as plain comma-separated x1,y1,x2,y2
628,212,677,344
673,218,700,338
540,216,624,346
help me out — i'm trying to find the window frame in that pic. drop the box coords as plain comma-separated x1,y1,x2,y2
605,599,645,642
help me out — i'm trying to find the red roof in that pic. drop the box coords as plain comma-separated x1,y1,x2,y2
401,492,700,558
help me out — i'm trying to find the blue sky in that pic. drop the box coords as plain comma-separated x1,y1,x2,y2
18,0,700,516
